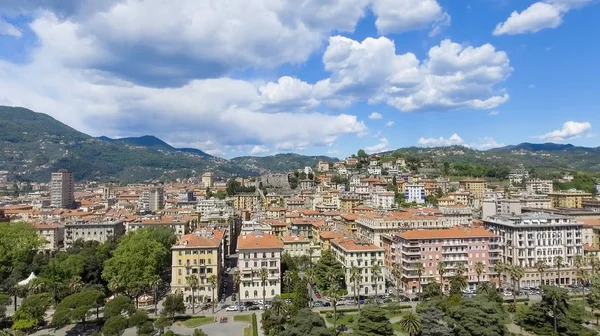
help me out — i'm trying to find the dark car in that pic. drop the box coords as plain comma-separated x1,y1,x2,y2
248,306,261,311
398,296,410,302
323,302,331,307
337,325,348,332
411,296,419,302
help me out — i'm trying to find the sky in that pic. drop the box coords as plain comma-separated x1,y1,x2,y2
0,0,599,159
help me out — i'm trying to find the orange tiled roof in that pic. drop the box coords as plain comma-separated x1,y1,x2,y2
581,219,600,227
237,233,284,250
396,226,496,240
331,237,382,251
340,213,358,221
281,235,310,243
175,229,225,248
320,231,345,240
584,244,600,252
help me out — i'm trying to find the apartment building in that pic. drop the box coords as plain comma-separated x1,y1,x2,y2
171,229,224,304
526,179,554,194
509,168,529,186
237,234,284,303
372,192,395,209
50,170,75,209
330,238,385,297
64,220,125,248
125,215,193,237
548,191,593,209
459,179,486,200
201,172,214,189
317,161,330,172
438,206,473,226
233,193,260,211
484,213,585,287
405,183,425,204
392,226,499,293
34,223,64,250
340,193,361,213
356,210,445,247
282,235,311,257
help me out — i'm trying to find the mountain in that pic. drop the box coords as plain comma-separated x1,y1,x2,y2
230,153,338,174
98,135,211,157
491,142,578,152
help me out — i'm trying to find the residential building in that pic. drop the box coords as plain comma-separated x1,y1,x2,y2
340,193,361,213
149,187,165,212
201,172,214,188
526,179,554,194
484,213,585,287
317,161,330,172
330,238,385,297
282,235,311,257
439,206,473,226
372,192,395,209
367,166,382,176
64,220,125,248
548,190,593,209
51,169,75,209
405,183,425,204
233,193,260,211
125,215,194,236
299,179,315,190
237,234,284,303
392,226,499,293
459,179,486,200
482,198,522,220
34,223,64,250
509,168,529,186
170,229,224,304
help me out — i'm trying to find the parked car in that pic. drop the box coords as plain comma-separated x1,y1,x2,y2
248,306,261,311
313,301,324,307
323,302,331,307
316,294,322,299
225,306,238,311
398,296,410,302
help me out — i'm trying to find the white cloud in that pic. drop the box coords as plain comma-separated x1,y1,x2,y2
0,18,21,37
470,137,504,150
493,0,593,35
489,110,500,116
366,138,389,152
385,121,395,126
368,112,383,119
417,133,465,147
536,121,592,141
371,0,450,35
249,145,270,155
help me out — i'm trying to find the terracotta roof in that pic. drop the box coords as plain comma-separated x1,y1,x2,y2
291,218,316,225
301,209,320,216
175,229,224,248
237,234,284,250
581,219,600,227
340,213,358,221
266,207,287,212
34,223,61,230
285,212,301,218
396,226,496,240
320,231,345,240
584,244,600,252
281,235,310,243
460,179,486,183
331,237,383,251
260,219,288,227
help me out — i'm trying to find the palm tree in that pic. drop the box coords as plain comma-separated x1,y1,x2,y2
305,267,316,306
451,263,468,293
494,261,507,290
554,256,564,286
67,275,83,295
437,261,446,293
392,264,402,302
535,260,549,287
510,265,525,303
577,268,589,299
588,255,599,275
233,269,241,304
186,274,199,314
208,274,217,314
328,279,341,329
474,261,485,287
151,275,162,316
574,255,585,286
399,311,422,336
283,270,293,294
415,262,424,296
259,268,269,308
349,266,361,311
371,264,382,303
307,248,315,266
28,278,45,295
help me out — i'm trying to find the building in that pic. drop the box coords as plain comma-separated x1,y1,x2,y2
64,220,125,248
526,179,554,194
482,198,522,220
372,192,395,209
149,188,165,212
548,190,593,209
299,179,315,190
125,216,194,237
282,235,311,257
509,168,529,186
201,172,214,189
459,179,486,200
51,170,75,209
356,210,445,247
237,234,284,303
330,237,385,297
233,193,260,211
340,193,361,213
317,161,330,172
484,213,585,287
405,183,425,204
170,229,225,304
392,226,499,293
34,223,64,250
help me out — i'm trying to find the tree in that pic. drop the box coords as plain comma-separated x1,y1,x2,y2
535,260,549,287
283,270,294,294
104,296,135,319
154,316,172,335
588,255,599,276
51,290,105,328
391,264,402,302
314,250,344,291
193,329,208,336
208,274,217,314
186,274,199,314
474,261,485,286
102,315,128,336
354,306,394,336
494,261,507,289
327,280,341,329
162,294,185,319
259,268,268,307
436,261,446,293
11,293,53,332
399,311,421,336
588,275,600,324
151,275,162,316
349,266,361,312
233,270,241,304
129,309,149,328
448,296,508,336
279,308,329,336
415,262,424,296
574,254,587,298
0,294,9,321
510,265,525,302
421,280,443,300
450,263,467,296
418,304,452,336
371,264,381,303
357,149,367,159
292,278,310,311
554,256,564,286
0,222,44,290
138,321,155,335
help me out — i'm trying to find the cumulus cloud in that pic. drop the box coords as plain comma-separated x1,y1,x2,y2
470,137,504,150
0,18,21,37
386,121,395,126
249,145,270,155
493,0,593,35
417,133,465,147
371,0,450,35
536,121,592,141
369,112,383,119
366,138,389,152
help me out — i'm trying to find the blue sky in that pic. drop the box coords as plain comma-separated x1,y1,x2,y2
0,0,598,158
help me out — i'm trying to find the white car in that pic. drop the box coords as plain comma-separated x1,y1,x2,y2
503,292,513,297
225,306,239,311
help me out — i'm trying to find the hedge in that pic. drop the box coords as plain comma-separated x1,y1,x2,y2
280,293,296,299
503,298,530,303
319,304,412,314
252,313,258,336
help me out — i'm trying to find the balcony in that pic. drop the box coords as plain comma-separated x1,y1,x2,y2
442,249,467,254
402,249,421,256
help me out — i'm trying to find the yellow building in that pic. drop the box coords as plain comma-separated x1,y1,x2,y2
317,230,345,251
340,213,359,234
171,229,224,304
548,191,593,209
340,194,361,213
233,193,260,211
459,179,486,200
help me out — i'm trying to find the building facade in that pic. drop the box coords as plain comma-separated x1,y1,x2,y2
64,220,125,248
237,234,284,303
330,238,385,297
405,183,425,204
51,170,75,209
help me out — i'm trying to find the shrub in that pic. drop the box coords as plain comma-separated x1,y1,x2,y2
347,316,354,323
326,313,333,318
280,293,296,299
251,313,258,336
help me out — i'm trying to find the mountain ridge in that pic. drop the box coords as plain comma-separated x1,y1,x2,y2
97,135,212,158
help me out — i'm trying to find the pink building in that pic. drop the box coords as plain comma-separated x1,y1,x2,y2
392,226,500,293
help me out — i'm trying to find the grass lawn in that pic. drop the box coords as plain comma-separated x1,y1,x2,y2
180,316,215,327
244,326,252,336
323,313,358,327
391,323,409,336
234,315,253,323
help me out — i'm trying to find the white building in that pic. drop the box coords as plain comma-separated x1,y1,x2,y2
526,179,554,194
509,168,529,186
405,183,425,204
282,235,311,257
372,192,395,209
317,161,330,172
201,172,214,188
64,220,125,248
50,170,75,209
367,166,382,176
237,234,284,303
330,238,385,297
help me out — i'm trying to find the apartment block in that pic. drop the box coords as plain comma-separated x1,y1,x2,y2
34,223,64,250
64,220,125,248
459,179,486,200
237,234,284,303
548,191,593,209
233,193,260,211
282,235,311,257
330,238,385,297
526,179,554,194
51,169,75,209
405,183,425,204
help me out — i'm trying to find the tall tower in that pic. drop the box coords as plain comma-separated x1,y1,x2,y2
51,169,75,209
148,187,165,212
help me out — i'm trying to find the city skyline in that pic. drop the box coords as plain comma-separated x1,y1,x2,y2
0,0,599,159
